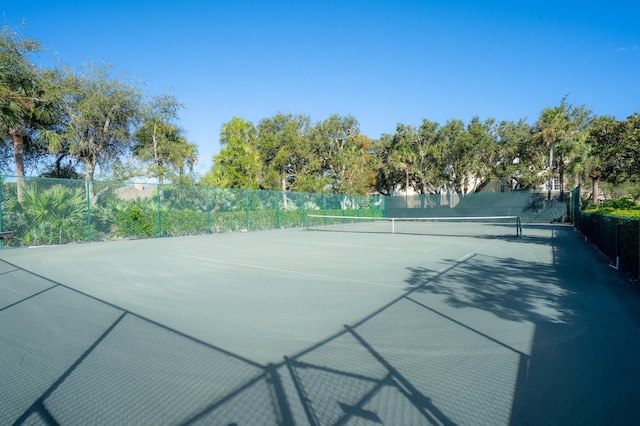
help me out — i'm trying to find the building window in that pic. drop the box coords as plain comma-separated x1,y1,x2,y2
545,177,561,191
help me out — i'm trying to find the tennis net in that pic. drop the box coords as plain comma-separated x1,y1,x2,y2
306,215,523,238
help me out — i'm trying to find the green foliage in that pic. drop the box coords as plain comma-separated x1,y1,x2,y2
203,117,261,189
493,119,542,190
0,177,384,247
257,113,323,193
310,114,373,195
1,26,61,182
584,197,640,219
51,63,143,181
3,181,89,245
2,24,634,202
599,180,640,202
379,120,445,195
588,113,640,185
133,94,197,184
40,159,83,179
114,200,155,237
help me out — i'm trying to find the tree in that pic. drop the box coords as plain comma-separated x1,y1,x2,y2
310,114,373,195
371,133,403,195
415,119,445,194
0,26,37,180
437,119,475,193
464,116,497,192
1,26,59,198
257,113,321,205
535,104,567,177
493,119,541,190
378,121,444,196
133,94,197,184
48,63,142,184
387,124,421,195
588,114,640,200
202,117,261,189
534,97,592,194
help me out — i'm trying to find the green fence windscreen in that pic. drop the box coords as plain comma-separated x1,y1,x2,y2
385,190,570,223
0,176,383,248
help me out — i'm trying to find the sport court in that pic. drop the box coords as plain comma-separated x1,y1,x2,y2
1,222,639,425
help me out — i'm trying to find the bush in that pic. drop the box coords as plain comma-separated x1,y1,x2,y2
3,183,89,246
584,197,640,219
115,201,155,238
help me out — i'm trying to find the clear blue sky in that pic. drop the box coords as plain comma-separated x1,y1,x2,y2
3,1,639,176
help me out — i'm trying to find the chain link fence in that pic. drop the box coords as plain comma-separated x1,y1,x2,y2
0,176,384,248
572,185,640,281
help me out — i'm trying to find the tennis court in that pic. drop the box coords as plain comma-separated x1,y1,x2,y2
1,222,639,425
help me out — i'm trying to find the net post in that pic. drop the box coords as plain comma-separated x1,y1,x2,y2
305,214,308,230
392,218,395,234
517,216,522,238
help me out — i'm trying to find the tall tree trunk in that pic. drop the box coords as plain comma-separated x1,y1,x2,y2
281,175,287,209
84,159,96,201
157,160,164,185
591,172,601,204
10,127,26,202
547,142,555,202
558,161,565,201
405,161,410,193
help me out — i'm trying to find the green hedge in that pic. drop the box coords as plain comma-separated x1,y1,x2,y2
584,198,640,219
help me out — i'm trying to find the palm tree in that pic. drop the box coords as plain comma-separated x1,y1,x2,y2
535,98,592,198
0,69,27,129
388,124,421,196
535,105,568,176
134,120,198,184
1,30,58,200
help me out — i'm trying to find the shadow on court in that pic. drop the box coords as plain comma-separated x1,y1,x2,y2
404,226,640,425
2,225,640,425
0,255,458,425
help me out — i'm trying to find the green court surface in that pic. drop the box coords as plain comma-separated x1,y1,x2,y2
1,224,639,425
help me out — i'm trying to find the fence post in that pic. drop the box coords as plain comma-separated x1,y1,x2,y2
277,197,281,229
206,186,211,234
322,194,326,225
86,180,92,243
381,195,386,218
0,180,3,249
157,184,162,237
245,189,250,231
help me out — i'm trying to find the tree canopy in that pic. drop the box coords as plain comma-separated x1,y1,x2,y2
1,25,198,184
1,25,639,203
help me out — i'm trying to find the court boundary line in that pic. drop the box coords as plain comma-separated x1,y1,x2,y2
0,258,265,369
282,237,502,362
176,254,407,289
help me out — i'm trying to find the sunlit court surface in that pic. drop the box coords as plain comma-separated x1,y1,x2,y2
1,223,640,425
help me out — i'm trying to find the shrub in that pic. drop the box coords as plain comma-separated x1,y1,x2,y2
3,183,89,246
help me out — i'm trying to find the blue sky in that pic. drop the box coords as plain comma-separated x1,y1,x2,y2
3,1,639,175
